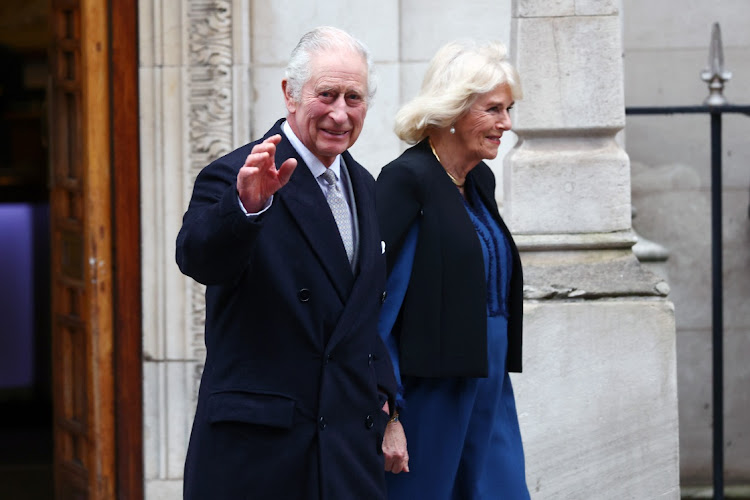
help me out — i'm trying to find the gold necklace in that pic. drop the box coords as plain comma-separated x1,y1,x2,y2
428,138,465,188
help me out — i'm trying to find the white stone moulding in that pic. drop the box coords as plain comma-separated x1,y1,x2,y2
186,0,238,362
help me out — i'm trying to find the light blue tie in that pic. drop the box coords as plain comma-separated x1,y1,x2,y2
320,169,354,265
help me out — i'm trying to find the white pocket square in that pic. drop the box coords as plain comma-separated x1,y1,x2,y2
381,240,386,254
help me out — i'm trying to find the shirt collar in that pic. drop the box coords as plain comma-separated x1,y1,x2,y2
282,120,342,181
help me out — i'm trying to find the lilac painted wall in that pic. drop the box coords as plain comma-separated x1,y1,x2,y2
0,203,35,389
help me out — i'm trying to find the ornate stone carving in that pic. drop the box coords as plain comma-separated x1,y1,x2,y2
188,0,233,177
190,281,207,360
186,0,234,359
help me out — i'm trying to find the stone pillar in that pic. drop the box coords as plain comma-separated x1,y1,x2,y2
139,0,252,497
507,1,680,497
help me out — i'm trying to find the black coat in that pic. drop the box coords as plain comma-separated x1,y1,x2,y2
376,139,523,378
177,119,397,499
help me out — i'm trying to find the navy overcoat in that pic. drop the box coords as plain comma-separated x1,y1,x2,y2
177,119,397,500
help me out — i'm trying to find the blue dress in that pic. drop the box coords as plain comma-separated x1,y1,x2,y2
385,179,530,500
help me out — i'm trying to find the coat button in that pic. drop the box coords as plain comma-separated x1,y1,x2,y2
319,416,327,430
381,291,387,304
325,354,332,364
368,353,373,366
298,288,311,302
365,415,374,429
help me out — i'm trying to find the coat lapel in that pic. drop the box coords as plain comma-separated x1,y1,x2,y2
471,165,500,219
272,123,355,302
343,152,376,279
470,163,521,257
269,120,378,348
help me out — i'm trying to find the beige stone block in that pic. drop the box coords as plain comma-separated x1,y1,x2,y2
138,0,156,67
161,268,194,361
250,65,287,139
232,64,252,147
349,63,402,176
724,326,750,480
490,131,518,205
400,0,511,61
251,0,399,65
162,66,195,362
140,66,161,361
145,480,183,500
511,16,625,131
573,0,619,16
626,117,713,189
397,62,428,106
624,46,750,110
160,0,184,66
521,249,666,299
633,188,750,326
516,299,679,498
674,327,711,482
514,0,574,18
623,0,750,50
677,324,750,483
140,65,192,362
167,361,199,477
231,0,251,65
506,139,631,233
143,360,201,483
630,186,711,328
722,193,750,330
624,49,709,106
514,0,618,18
143,361,160,480
625,113,750,190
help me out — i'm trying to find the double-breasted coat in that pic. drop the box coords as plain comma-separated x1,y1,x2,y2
177,119,397,500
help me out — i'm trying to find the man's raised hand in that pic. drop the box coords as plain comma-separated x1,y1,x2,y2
237,134,297,213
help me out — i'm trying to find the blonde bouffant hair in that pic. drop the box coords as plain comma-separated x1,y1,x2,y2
394,40,522,144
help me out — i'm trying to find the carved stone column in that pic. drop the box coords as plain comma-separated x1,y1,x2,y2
139,0,251,497
506,1,680,497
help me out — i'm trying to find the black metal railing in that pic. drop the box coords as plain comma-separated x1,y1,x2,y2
625,23,750,500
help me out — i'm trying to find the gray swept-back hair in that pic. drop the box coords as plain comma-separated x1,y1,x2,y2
394,40,522,144
285,26,377,103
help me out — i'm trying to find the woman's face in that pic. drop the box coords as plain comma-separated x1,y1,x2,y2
453,84,514,163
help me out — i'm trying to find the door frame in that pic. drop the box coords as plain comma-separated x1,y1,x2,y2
110,0,143,498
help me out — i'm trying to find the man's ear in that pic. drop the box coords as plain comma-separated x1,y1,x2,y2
282,80,296,114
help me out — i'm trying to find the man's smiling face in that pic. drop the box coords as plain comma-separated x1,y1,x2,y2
284,48,369,167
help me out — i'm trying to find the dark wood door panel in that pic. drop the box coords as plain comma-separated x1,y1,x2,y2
49,0,115,497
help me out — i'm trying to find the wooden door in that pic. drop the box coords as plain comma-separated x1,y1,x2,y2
48,0,116,497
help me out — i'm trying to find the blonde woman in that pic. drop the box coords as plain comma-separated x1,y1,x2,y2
377,40,530,499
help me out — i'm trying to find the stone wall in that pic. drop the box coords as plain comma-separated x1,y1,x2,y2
623,0,750,485
139,0,691,497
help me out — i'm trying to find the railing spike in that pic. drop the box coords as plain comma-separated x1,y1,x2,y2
701,22,732,106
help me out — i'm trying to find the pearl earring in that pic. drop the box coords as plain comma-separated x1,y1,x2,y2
449,126,455,134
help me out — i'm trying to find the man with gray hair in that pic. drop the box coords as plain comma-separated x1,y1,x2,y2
177,26,397,499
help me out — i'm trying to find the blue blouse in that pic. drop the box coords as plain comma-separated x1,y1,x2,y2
461,178,513,319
